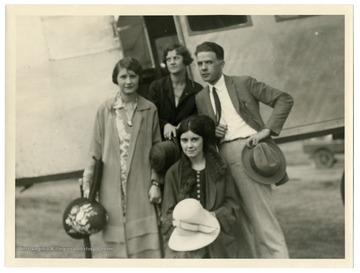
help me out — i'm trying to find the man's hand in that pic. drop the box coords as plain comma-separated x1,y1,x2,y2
149,185,162,204
246,128,271,147
164,123,177,140
215,123,228,138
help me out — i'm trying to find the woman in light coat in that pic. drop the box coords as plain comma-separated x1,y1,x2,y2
82,57,163,258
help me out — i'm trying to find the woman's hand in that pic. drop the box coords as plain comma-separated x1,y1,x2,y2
79,178,90,198
164,123,177,140
149,185,162,204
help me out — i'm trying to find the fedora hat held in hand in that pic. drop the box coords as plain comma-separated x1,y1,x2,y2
242,141,287,185
169,198,220,251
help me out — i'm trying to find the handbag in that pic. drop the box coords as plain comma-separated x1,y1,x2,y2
62,157,108,258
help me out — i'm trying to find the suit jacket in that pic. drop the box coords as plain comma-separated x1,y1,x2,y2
196,75,294,186
195,75,294,136
148,75,203,137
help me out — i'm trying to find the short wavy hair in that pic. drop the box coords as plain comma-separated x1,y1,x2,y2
162,43,194,67
195,41,224,60
112,57,143,85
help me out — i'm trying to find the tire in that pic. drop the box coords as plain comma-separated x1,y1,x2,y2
313,148,335,168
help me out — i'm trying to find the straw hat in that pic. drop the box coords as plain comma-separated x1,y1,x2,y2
242,141,287,184
169,199,220,251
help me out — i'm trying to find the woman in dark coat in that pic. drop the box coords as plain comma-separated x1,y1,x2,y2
161,115,240,258
148,43,203,140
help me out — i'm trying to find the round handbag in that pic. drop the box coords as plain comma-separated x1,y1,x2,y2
63,197,109,239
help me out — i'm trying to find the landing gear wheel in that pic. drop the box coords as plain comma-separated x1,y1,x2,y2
313,149,335,168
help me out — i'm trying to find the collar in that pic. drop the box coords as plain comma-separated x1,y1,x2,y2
105,93,151,112
207,74,226,92
112,92,124,109
112,92,138,110
165,75,197,94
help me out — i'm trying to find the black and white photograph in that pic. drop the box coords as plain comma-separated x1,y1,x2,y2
4,3,354,269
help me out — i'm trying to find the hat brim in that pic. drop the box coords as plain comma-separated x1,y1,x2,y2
150,139,181,174
168,212,220,251
242,141,287,185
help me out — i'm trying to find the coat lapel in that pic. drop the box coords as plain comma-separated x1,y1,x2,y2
165,76,176,107
108,101,122,158
125,100,146,180
177,78,195,106
224,75,240,114
203,86,217,122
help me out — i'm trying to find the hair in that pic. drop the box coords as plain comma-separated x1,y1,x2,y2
112,57,143,85
177,115,216,152
177,115,225,201
162,43,194,67
194,41,224,60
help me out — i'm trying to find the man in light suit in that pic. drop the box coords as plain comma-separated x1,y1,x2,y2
194,41,294,258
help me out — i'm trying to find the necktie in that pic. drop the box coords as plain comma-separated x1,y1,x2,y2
212,87,221,125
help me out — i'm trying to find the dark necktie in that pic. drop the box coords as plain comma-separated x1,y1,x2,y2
212,87,222,125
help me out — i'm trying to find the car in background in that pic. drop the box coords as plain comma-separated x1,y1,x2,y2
302,135,344,169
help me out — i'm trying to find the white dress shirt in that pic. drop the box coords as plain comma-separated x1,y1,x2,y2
208,75,257,142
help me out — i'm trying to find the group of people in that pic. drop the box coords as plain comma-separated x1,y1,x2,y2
81,41,294,259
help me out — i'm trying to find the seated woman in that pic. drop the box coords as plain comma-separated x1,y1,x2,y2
161,115,240,258
148,43,203,140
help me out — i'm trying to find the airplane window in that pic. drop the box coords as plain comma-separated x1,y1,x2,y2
187,15,251,34
275,15,316,22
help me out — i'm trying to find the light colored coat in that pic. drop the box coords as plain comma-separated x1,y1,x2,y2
83,95,162,257
196,75,294,186
195,75,294,136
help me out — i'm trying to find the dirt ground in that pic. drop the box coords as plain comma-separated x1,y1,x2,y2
14,141,346,260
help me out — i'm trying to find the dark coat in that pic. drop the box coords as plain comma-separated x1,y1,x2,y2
148,75,203,138
161,148,240,258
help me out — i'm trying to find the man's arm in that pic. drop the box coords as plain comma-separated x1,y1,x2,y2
246,76,294,136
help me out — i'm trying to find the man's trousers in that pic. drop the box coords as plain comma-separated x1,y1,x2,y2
220,138,289,258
